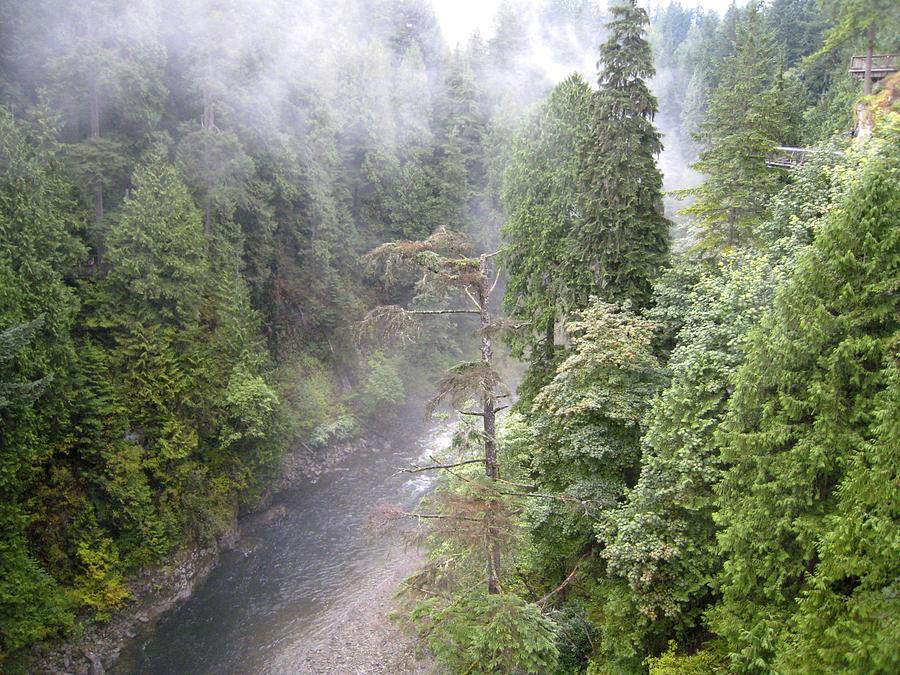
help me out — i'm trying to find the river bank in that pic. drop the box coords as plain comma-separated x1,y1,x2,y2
31,432,422,675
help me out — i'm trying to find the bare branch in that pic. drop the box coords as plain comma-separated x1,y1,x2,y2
395,458,483,474
357,305,419,344
463,287,482,311
394,510,483,522
487,266,502,297
498,491,573,501
407,309,481,316
537,556,588,606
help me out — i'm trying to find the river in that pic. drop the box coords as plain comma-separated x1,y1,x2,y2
115,426,451,674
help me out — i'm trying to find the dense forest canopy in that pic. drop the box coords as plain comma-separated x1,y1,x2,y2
0,0,898,672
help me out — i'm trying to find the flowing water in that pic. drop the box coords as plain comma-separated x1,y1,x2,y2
116,426,451,674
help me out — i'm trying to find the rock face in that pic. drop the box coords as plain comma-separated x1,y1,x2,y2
84,651,103,675
32,532,227,674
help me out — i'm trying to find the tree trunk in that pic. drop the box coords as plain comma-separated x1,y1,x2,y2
478,256,502,594
864,24,875,96
90,77,103,223
544,312,555,369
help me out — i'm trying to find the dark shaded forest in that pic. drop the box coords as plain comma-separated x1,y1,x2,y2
0,0,898,672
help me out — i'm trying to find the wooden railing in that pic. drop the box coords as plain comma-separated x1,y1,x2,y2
766,146,809,169
849,54,898,80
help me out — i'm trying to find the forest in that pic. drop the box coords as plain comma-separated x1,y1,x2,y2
0,0,898,672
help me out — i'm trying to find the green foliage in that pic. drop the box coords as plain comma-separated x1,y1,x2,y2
353,350,405,427
501,74,592,397
712,136,899,672
2,0,897,668
278,355,342,437
310,416,357,449
602,252,775,634
106,152,208,324
176,125,253,223
573,1,670,310
67,534,130,621
680,4,796,249
0,106,82,656
528,301,663,514
411,591,560,674
512,301,664,655
645,641,725,675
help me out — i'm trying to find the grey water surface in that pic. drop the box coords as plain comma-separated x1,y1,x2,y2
117,426,451,674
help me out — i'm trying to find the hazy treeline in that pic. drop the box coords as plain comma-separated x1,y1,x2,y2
0,0,606,660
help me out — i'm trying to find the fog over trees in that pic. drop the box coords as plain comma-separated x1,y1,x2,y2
0,0,898,673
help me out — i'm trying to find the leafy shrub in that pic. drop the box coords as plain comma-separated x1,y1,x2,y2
68,536,130,621
278,355,341,436
645,642,726,674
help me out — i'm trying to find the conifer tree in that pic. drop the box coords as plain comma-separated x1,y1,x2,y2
573,0,669,311
680,4,793,249
0,106,83,656
711,141,899,672
501,74,592,398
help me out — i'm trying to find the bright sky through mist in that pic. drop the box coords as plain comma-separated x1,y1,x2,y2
432,0,738,47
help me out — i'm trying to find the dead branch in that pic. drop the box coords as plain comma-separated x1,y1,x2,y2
391,509,483,522
396,458,483,474
487,266,502,297
426,361,502,416
537,556,588,607
357,305,419,344
463,287,482,311
407,309,481,316
498,490,573,501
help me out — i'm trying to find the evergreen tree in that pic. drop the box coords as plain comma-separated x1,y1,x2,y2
680,4,794,249
0,106,83,656
501,74,592,398
711,138,899,672
573,0,669,311
817,0,900,95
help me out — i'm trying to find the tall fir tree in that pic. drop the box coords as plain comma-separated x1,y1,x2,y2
572,0,669,311
0,106,83,656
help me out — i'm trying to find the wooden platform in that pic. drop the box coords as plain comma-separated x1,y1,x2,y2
849,54,898,81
